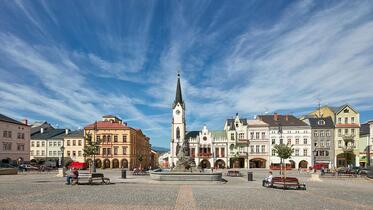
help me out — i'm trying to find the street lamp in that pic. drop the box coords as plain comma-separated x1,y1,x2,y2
313,148,317,173
60,146,65,168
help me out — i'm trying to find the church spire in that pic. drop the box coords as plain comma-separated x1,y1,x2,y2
173,72,184,108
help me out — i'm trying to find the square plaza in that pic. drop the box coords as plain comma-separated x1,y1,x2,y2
1,169,373,210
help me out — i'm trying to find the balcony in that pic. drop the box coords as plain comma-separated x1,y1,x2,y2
342,134,355,142
237,139,249,144
238,151,248,157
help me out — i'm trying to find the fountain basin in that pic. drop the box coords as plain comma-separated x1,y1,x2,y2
150,170,222,181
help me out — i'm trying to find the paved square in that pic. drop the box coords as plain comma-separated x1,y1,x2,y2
1,169,373,210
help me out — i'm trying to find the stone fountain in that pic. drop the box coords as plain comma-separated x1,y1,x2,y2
150,139,222,182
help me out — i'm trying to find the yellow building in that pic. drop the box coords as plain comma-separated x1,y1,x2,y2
84,115,151,170
308,104,360,167
64,130,85,163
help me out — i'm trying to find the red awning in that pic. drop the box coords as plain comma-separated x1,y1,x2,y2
68,162,87,169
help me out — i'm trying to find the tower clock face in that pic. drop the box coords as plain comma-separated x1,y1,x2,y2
176,110,180,115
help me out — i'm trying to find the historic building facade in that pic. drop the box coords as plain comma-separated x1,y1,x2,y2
84,115,151,170
64,130,85,163
308,104,360,167
258,114,312,169
303,117,335,168
0,114,30,163
30,128,65,163
247,119,270,168
359,121,373,167
186,125,228,169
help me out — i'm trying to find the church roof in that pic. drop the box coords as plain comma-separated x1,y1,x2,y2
211,130,226,138
185,131,199,139
173,73,184,108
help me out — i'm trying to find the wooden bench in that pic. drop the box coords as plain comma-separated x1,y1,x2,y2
75,172,110,185
226,170,241,177
132,170,149,176
266,177,306,190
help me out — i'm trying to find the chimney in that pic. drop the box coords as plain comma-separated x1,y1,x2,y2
21,119,28,125
274,113,278,121
285,115,289,121
40,127,44,133
65,129,69,135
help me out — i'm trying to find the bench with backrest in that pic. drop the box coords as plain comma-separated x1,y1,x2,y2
268,177,306,190
75,172,110,185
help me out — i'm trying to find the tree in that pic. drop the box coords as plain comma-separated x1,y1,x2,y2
83,134,100,172
273,144,294,178
137,154,144,170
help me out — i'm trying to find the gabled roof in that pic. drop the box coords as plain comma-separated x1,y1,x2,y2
306,117,334,129
185,131,199,139
31,129,66,140
257,115,308,127
65,130,84,138
85,121,127,129
0,113,26,125
247,119,268,126
329,104,358,114
30,122,54,135
360,123,370,135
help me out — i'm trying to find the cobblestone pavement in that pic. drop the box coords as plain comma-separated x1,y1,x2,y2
1,169,373,210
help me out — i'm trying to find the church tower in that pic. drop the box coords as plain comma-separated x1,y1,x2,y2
170,73,186,166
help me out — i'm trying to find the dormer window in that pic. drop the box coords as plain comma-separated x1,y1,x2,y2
344,109,349,113
317,120,325,125
236,123,239,127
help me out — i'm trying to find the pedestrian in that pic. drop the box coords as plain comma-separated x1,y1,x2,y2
262,171,273,187
65,168,73,185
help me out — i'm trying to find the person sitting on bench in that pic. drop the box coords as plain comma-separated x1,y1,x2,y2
262,171,273,186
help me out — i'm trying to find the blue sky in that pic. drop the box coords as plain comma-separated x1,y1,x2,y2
1,0,373,148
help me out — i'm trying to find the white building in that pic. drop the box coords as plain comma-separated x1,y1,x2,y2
258,114,312,169
247,119,270,168
64,130,85,163
30,128,66,164
187,125,228,169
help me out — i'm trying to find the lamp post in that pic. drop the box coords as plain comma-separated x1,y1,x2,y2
313,149,317,173
60,146,65,168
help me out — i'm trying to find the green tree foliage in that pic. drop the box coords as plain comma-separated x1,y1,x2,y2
273,144,294,160
83,134,100,158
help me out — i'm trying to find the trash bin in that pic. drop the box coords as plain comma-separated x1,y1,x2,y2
247,171,253,181
121,169,126,179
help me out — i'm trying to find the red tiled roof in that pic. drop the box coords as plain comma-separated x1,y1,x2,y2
335,123,360,128
84,121,127,129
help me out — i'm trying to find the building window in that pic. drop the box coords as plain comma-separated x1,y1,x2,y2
107,148,111,155
345,129,348,134
351,129,355,135
272,149,276,156
280,139,283,144
239,133,244,140
41,141,45,147
221,148,225,157
338,118,341,124
67,151,71,156
325,151,329,156
72,151,76,157
176,127,180,139
114,135,118,142
53,151,56,156
261,145,265,153
96,135,100,141
338,129,342,136
320,151,325,156
42,150,45,156
338,140,342,147
256,132,260,139
250,132,254,139
3,142,12,151
295,138,299,144
78,140,82,146
303,149,308,156
215,148,219,157
2,131,6,138
49,151,52,156
351,117,355,124
31,150,34,156
31,141,35,147
320,131,324,137
303,139,308,144
107,135,111,142
103,135,107,142
272,139,275,145
78,151,82,157
326,140,330,147
317,120,325,125
67,140,71,146
295,149,299,156
7,131,11,138
314,131,318,137
256,145,260,153
36,141,40,147
17,144,24,151
250,145,254,153
320,141,324,147
73,140,76,146
36,150,40,156
326,131,330,136
230,133,234,140
58,141,61,147
287,139,291,145
344,117,348,124
114,147,118,155
261,132,266,139
53,141,57,147
123,135,127,142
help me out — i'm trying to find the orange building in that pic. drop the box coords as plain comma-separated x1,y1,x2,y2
84,115,151,170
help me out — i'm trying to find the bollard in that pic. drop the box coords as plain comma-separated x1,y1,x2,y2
247,171,253,181
121,169,126,179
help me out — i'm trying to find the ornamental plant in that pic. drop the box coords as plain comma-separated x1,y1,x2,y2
274,143,294,178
